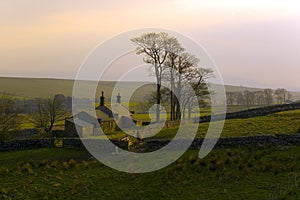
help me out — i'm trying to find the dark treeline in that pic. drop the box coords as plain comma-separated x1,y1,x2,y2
226,88,292,108
15,94,72,114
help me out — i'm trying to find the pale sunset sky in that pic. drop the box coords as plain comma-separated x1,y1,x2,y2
0,0,299,91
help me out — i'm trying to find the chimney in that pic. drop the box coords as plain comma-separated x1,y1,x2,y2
100,91,105,106
116,93,121,104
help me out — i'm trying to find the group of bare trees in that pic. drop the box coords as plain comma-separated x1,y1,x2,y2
0,93,70,139
131,32,213,121
226,88,291,108
30,95,70,133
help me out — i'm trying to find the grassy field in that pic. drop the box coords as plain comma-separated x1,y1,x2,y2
139,109,300,139
12,109,300,141
1,146,300,199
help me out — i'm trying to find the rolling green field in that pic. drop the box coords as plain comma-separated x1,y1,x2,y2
1,146,300,199
139,109,300,139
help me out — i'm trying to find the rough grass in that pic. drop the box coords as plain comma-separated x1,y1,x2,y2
153,109,300,139
220,109,300,137
1,146,300,199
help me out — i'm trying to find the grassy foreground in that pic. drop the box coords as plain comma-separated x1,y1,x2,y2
1,146,300,199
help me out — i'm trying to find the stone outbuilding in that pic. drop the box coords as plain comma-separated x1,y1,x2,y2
65,92,137,137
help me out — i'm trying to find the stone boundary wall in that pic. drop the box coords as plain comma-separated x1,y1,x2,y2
0,138,127,152
196,103,300,123
1,134,300,152
0,139,54,152
145,134,300,151
63,138,127,149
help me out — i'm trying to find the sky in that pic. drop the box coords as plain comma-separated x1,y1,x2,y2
0,0,300,91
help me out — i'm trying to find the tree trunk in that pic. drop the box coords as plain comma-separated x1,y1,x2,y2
188,101,192,119
170,71,175,120
48,122,54,133
175,75,182,120
156,83,161,122
182,103,186,119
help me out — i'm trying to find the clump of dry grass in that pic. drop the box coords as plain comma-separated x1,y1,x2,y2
0,167,9,174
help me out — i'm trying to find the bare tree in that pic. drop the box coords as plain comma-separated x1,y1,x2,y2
236,92,245,106
30,96,70,133
0,93,20,135
174,53,199,119
254,91,265,106
263,89,273,106
226,92,236,106
274,88,288,104
144,87,171,113
243,90,256,109
164,44,184,120
131,32,181,122
181,67,213,119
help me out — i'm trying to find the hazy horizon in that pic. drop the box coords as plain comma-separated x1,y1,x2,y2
1,75,300,93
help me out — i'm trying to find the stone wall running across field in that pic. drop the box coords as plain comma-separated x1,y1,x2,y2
0,138,127,152
143,134,300,152
0,139,54,152
195,103,300,123
1,134,300,152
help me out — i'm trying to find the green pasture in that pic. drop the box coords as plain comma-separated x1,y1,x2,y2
1,146,300,199
153,109,300,139
12,109,300,141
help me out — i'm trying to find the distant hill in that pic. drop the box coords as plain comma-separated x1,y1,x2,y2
0,77,299,101
0,77,75,98
0,77,154,101
224,85,265,92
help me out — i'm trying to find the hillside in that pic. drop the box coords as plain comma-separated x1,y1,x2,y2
0,77,299,101
0,77,154,101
